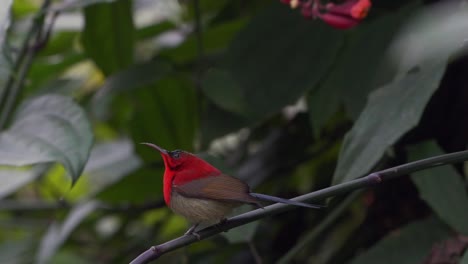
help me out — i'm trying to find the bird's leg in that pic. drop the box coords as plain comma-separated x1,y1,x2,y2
214,218,228,232
184,223,201,240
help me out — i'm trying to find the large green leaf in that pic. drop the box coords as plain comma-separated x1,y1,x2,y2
202,2,343,120
35,201,99,264
349,217,451,264
389,2,468,71
0,95,94,183
91,60,171,119
128,75,198,155
408,141,468,235
81,0,135,75
161,18,248,64
308,3,418,136
70,138,142,200
333,59,447,184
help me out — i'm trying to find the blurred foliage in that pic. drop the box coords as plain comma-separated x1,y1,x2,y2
0,0,468,263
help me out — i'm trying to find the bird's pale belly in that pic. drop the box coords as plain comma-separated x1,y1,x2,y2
170,192,238,224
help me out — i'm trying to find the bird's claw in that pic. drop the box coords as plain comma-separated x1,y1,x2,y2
185,224,201,240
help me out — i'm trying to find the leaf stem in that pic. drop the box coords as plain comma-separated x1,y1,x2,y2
129,149,468,264
0,0,53,129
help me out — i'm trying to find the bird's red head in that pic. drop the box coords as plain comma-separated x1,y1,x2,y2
141,143,221,205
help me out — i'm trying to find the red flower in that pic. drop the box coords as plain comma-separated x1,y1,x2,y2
280,0,372,30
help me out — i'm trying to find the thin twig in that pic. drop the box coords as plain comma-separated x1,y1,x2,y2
0,0,53,129
0,199,165,213
129,149,468,264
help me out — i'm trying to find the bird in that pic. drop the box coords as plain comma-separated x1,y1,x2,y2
141,143,322,237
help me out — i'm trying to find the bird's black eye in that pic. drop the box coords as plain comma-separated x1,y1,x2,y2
170,150,181,159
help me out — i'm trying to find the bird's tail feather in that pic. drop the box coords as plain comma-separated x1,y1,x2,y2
250,193,324,209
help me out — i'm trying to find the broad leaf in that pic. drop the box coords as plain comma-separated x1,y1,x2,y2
81,0,135,75
36,201,100,264
0,166,45,199
308,3,418,136
409,141,468,235
91,60,171,119
0,95,94,183
389,2,468,71
333,59,447,184
202,2,343,120
349,217,451,264
70,138,142,199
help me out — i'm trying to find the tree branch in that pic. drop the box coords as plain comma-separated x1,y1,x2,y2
129,149,468,264
0,0,54,129
0,199,165,213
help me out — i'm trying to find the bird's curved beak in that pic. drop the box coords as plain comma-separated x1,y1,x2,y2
140,142,168,155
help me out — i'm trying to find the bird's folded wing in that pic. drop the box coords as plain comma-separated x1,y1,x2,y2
173,174,260,205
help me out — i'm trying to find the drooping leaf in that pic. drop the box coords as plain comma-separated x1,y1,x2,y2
81,0,135,75
70,138,142,200
408,141,468,235
202,2,343,120
0,95,94,183
36,201,100,264
333,59,447,184
349,217,451,264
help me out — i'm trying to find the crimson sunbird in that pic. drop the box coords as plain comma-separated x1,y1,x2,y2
142,143,322,236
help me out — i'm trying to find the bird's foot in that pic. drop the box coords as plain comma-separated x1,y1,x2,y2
214,218,228,233
184,224,201,240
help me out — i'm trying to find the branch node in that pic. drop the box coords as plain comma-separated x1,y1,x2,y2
150,246,159,253
368,173,382,184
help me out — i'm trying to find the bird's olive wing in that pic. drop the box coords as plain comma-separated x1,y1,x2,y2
173,174,260,205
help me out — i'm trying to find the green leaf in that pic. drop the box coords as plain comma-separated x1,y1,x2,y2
408,141,468,235
199,102,249,148
0,166,42,199
69,138,142,200
36,201,100,264
202,2,343,120
81,0,135,75
0,95,94,183
202,69,247,116
349,217,451,264
333,59,448,184
91,60,171,119
162,18,247,64
389,2,468,71
308,3,419,135
128,75,198,154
